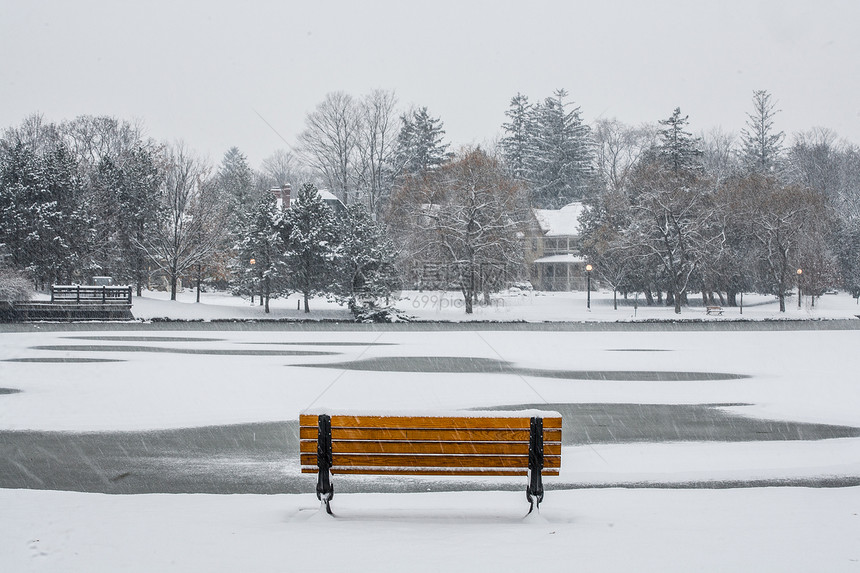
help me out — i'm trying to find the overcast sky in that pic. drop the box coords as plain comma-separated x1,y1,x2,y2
2,0,859,168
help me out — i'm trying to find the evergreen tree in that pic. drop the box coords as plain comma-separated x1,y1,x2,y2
336,203,400,308
0,141,40,273
530,90,593,207
500,93,533,180
0,139,92,286
657,107,703,174
283,183,340,313
235,192,286,312
393,107,450,177
740,90,784,175
501,90,593,208
94,146,162,294
217,147,256,224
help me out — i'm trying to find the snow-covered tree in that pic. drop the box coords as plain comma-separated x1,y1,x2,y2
0,260,32,301
336,203,400,308
501,90,593,208
0,137,92,287
529,89,594,207
732,174,827,311
282,183,340,313
740,90,784,175
622,159,718,314
138,144,226,300
500,93,533,180
658,107,703,174
234,192,286,312
93,146,162,295
393,107,450,177
397,148,527,314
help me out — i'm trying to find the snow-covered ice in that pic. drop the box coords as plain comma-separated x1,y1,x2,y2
1,290,859,571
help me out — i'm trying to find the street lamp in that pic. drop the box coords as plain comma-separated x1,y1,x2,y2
250,258,256,305
796,268,803,310
585,263,593,310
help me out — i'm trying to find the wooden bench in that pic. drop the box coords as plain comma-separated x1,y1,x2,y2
300,410,562,514
706,306,724,316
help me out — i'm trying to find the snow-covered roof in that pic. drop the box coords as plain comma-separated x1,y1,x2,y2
318,189,341,203
533,202,585,237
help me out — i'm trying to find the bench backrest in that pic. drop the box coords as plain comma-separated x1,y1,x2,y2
300,412,561,477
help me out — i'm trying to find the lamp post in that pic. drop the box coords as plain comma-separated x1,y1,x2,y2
585,263,593,310
250,258,256,305
796,268,803,310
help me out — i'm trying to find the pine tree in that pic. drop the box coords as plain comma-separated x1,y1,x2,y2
741,90,784,175
0,141,40,273
502,90,593,208
500,93,532,180
217,147,256,225
336,203,400,308
94,146,162,294
235,192,286,312
283,183,340,313
393,107,450,177
657,107,703,174
533,90,594,207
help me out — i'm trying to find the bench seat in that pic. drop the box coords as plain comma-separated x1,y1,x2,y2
300,411,562,513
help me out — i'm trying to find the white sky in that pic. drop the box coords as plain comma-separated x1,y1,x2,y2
2,0,859,168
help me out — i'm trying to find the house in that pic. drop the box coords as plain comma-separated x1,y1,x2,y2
528,202,592,291
269,184,347,216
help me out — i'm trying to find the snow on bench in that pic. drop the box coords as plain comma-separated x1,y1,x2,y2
300,410,562,514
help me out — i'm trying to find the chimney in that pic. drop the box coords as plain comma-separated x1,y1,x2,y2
270,184,292,209
282,183,291,209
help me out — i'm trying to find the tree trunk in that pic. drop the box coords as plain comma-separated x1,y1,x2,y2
304,291,310,313
196,264,202,303
727,289,737,307
644,289,654,306
674,291,682,314
264,276,270,313
170,272,177,301
464,289,474,314
613,289,618,310
778,293,786,312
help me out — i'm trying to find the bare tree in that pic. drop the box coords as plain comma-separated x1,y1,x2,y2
138,144,227,300
625,162,720,314
298,92,360,205
593,119,657,193
355,89,399,219
259,148,307,191
733,175,825,311
701,127,740,185
399,149,527,313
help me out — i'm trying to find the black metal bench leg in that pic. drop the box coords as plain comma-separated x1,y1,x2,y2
526,417,545,514
316,414,334,514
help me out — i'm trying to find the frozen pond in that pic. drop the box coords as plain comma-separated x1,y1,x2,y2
1,402,858,494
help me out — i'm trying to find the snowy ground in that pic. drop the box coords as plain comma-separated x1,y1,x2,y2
2,291,860,571
121,286,860,322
